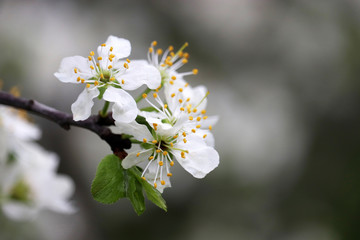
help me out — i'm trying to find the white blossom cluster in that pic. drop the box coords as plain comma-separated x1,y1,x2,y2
55,36,219,193
0,106,75,221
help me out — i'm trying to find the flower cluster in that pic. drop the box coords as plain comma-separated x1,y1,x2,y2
55,37,219,193
0,103,75,221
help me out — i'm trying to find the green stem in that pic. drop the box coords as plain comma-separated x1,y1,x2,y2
100,101,110,117
135,88,152,103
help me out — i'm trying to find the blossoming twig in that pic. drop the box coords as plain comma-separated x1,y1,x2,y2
0,90,130,157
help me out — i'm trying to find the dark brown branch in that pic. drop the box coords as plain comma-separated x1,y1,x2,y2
0,91,130,157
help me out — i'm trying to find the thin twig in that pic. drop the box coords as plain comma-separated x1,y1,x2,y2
0,91,130,157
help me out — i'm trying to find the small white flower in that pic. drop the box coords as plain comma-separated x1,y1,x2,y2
146,41,198,87
115,116,219,192
54,35,161,122
0,142,75,221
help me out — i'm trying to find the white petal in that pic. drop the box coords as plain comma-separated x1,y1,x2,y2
174,136,219,178
98,36,131,60
194,129,215,147
71,88,100,121
201,115,219,128
144,117,179,137
102,86,138,123
117,60,161,90
122,150,152,169
2,202,39,221
54,56,92,83
114,121,153,142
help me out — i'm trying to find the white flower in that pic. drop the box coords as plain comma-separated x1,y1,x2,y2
54,35,161,122
0,106,41,164
0,142,75,221
115,116,219,193
146,41,198,87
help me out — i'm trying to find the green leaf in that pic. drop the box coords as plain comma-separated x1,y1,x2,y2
127,173,146,215
91,154,126,204
128,167,167,212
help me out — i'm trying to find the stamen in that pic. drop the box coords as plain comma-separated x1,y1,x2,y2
94,81,99,86
157,49,163,55
121,80,125,84
170,161,174,166
110,47,113,51
189,116,194,120
153,93,158,98
86,84,90,88
152,41,158,46
196,117,201,121
77,77,81,82
108,65,113,69
183,138,187,143
168,45,174,51
173,135,178,139
149,47,154,53
97,57,102,60
152,140,158,144
203,116,208,120
149,156,154,160
169,80,174,85
203,134,207,138
193,108,197,113
137,152,141,157
180,107,185,111
126,58,131,63
141,177,146,180
209,125,212,130
110,77,115,81
90,51,95,56
143,138,147,143
192,129,196,133
156,149,161,153
74,68,78,73
192,69,199,75
182,59,188,64
142,93,147,98
171,76,176,80
171,93,176,98
161,180,165,185
163,151,168,156
90,65,94,70
101,43,106,47
182,132,186,137
178,88,183,92
154,183,157,188
123,63,129,69
167,173,173,177
88,56,92,61
100,73,104,79
196,124,201,128
159,161,163,166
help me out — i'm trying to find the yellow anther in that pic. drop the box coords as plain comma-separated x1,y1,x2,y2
136,152,141,157
123,63,129,69
186,98,190,102
169,80,174,85
201,110,206,114
163,151,168,156
142,93,147,98
97,57,102,61
110,46,113,52
182,58,188,64
193,108,197,113
108,57,113,62
77,77,81,82
192,129,196,133
149,156,154,160
170,142,174,147
183,53,190,59
168,45,174,51
154,183,157,188
178,88,183,92
166,61,173,66
173,135,178,139
196,117,201,121
170,52,175,57
183,138,187,143
81,79,85,83
153,93,158,98
170,161,174,166
101,43,106,47
181,152,185,158
171,76,177,80
203,134,207,138
184,42,189,47
203,116,208,120
74,68,78,73
182,132,186,137
90,51,95,56
108,65,113,69
164,104,168,109
141,176,146,180
179,99,183,104
143,138,147,143
159,161,164,166
184,83,189,87
209,125,212,130
110,77,115,81
94,81,99,86
196,124,201,128
100,73,104,79
153,123,158,127
178,51,184,57
86,84,90,88
126,58,131,63
109,54,115,58
152,140,158,144
156,149,161,153
88,56,92,61
180,107,185,111
121,80,125,84
156,48,163,55
161,180,165,185
192,69,199,75
152,41,158,46
167,173,173,177
189,116,194,121
90,65,94,70
96,63,99,67
149,47,153,53
171,93,176,98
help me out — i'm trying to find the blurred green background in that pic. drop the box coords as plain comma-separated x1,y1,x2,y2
1,0,360,239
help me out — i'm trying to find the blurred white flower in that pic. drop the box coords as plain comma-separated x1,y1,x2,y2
54,35,161,122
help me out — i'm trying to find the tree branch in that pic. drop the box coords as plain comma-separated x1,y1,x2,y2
0,91,130,157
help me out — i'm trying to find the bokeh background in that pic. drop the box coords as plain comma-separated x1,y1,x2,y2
1,0,360,239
